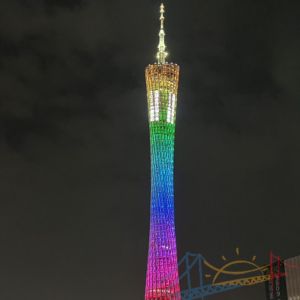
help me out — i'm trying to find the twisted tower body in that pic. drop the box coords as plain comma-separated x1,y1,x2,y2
145,4,181,300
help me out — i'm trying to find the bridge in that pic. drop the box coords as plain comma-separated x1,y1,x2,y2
163,251,284,300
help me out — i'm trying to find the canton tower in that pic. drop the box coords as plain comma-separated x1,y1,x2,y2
145,3,181,300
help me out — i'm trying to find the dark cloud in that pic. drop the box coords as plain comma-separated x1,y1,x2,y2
0,0,299,299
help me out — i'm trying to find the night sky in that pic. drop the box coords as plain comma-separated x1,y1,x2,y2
0,0,299,299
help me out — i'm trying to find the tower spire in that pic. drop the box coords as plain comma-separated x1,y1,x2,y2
156,3,168,64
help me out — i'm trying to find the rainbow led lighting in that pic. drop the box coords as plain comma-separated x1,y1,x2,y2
145,4,181,300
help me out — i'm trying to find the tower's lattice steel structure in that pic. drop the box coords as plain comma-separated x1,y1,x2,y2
145,4,181,300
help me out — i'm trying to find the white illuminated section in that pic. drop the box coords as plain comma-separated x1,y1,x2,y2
149,90,160,122
154,90,159,121
149,91,154,121
149,91,176,123
167,93,176,124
